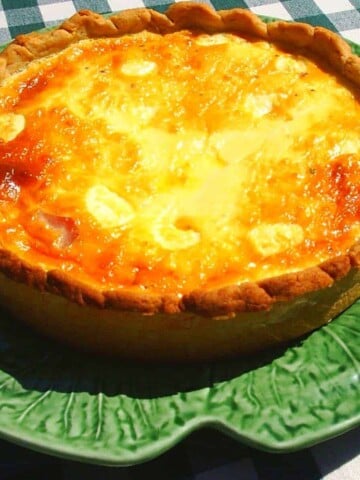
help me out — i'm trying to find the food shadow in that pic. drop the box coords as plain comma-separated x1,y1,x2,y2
0,307,296,399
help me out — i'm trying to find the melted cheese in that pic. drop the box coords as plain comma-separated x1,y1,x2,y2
243,94,274,117
85,185,135,229
120,60,157,76
248,223,304,257
0,113,25,142
0,31,359,293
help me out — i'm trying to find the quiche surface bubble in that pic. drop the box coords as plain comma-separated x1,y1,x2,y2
0,31,359,293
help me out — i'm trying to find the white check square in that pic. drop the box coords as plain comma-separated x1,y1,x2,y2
0,10,7,29
250,2,292,21
313,0,355,15
341,28,360,43
108,0,145,11
39,2,76,23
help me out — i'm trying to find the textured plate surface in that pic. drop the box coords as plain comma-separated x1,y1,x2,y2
0,299,359,466
0,28,359,467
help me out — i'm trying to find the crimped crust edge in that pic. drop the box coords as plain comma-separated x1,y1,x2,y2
0,2,359,320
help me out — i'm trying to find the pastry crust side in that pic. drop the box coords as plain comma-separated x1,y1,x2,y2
0,2,359,359
1,262,360,362
0,231,359,318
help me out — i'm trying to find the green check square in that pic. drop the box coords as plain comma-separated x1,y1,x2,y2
5,4,45,39
211,0,249,10
143,0,175,6
295,13,337,31
73,0,110,12
2,0,39,9
9,22,45,39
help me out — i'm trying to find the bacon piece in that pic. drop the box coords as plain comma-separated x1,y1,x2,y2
30,210,79,249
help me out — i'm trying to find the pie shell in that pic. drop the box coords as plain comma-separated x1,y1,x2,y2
0,2,359,361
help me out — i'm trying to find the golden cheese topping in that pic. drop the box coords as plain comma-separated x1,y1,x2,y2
0,31,359,294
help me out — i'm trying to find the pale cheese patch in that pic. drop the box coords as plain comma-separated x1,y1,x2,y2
85,185,134,228
351,222,360,240
195,34,230,46
243,94,274,118
210,129,260,164
329,138,360,158
0,113,25,142
120,60,157,76
248,223,304,256
153,222,200,250
136,128,207,173
209,125,294,166
275,56,307,74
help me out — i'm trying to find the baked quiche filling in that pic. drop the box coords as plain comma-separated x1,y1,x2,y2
0,30,359,295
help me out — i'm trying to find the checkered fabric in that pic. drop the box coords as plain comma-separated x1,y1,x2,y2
0,0,359,44
0,1,359,479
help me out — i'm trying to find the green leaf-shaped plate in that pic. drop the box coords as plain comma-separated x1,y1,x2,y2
0,299,359,465
0,26,359,467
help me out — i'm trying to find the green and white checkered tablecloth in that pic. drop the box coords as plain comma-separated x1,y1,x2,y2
0,1,359,480
0,0,359,44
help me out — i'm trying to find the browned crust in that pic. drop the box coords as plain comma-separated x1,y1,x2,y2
1,2,360,85
0,2,359,320
0,2,360,86
181,283,273,317
219,8,267,38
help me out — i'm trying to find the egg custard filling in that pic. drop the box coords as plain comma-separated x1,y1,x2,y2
0,29,359,296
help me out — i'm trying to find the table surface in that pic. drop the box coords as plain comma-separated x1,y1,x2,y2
0,1,359,479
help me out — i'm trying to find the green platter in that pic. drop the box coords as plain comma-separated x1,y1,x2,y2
0,22,359,467
0,300,359,466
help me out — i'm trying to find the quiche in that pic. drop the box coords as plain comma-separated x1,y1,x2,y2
0,2,359,361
